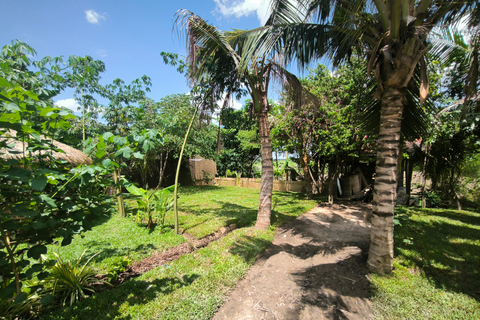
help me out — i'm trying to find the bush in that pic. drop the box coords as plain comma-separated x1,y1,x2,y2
42,249,106,306
425,190,442,207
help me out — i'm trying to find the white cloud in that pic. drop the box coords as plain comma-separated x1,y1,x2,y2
54,99,80,112
96,49,108,58
85,9,107,24
213,0,271,25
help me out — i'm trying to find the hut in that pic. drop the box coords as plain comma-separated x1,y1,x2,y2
0,130,92,165
189,155,217,185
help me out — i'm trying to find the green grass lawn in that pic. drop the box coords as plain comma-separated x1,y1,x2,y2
371,206,480,320
41,186,318,319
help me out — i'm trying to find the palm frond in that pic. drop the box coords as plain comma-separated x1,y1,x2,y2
265,0,307,25
174,9,239,82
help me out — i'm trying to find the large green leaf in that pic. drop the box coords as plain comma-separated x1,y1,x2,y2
102,132,114,141
115,146,132,158
96,149,106,158
161,184,176,195
40,293,54,305
27,245,47,259
30,175,48,191
113,136,127,146
40,194,57,208
133,151,143,159
126,184,145,196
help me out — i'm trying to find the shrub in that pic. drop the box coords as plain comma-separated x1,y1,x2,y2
425,190,442,207
126,184,175,230
43,249,105,306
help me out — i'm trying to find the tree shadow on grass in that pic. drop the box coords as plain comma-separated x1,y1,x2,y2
180,201,258,229
82,241,156,264
83,212,113,231
229,235,273,264
418,208,480,226
396,211,480,301
44,274,200,320
180,197,318,231
179,185,230,196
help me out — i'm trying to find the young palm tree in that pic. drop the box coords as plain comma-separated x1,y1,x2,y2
175,10,313,229
235,0,477,273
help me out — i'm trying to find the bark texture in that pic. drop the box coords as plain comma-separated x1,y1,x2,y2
367,87,405,273
255,110,274,230
300,151,313,199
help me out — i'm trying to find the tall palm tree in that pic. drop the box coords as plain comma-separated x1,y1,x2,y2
175,10,312,229
235,0,477,273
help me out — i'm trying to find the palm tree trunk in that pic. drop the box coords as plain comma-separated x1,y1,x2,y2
367,87,405,274
255,110,274,230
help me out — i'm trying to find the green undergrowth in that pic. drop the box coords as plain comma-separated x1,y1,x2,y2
41,228,275,319
40,186,317,319
371,207,480,319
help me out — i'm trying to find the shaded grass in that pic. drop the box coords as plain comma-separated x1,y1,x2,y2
47,215,186,273
371,207,480,319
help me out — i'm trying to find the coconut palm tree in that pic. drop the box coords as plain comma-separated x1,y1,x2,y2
175,10,314,229
233,0,477,273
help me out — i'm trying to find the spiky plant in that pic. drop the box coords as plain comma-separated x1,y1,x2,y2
43,249,103,306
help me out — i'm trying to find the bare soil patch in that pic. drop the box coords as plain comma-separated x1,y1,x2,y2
213,202,372,320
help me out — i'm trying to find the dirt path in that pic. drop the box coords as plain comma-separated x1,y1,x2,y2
213,202,372,320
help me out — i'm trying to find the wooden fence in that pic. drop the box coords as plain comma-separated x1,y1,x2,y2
215,177,306,193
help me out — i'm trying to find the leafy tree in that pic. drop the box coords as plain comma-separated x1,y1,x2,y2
217,105,260,178
64,55,106,142
0,45,112,309
102,76,152,136
86,129,162,217
132,94,217,188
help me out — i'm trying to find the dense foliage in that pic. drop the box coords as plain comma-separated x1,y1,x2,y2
0,41,114,316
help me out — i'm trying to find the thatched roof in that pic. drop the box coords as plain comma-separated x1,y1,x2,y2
0,130,92,165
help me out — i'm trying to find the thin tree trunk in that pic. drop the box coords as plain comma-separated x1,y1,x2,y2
255,110,273,230
319,158,326,194
174,109,197,234
2,232,21,298
301,151,312,199
113,167,126,217
157,150,169,189
421,142,430,209
328,158,340,204
216,117,223,154
405,159,413,200
217,91,230,154
367,87,405,274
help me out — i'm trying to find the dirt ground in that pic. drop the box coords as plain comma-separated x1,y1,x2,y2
213,202,373,320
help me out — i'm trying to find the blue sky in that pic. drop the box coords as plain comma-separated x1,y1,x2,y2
0,0,273,111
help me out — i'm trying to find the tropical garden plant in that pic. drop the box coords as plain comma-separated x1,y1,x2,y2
42,249,106,306
0,41,113,313
126,183,175,230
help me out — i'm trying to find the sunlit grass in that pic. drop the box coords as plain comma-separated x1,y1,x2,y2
371,207,480,319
